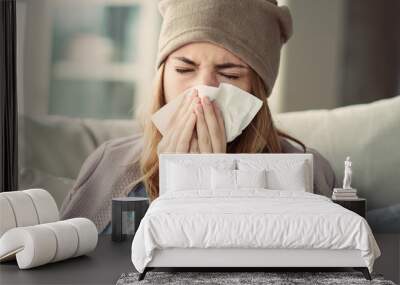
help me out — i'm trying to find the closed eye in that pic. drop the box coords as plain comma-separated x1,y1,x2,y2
175,68,239,80
175,68,192,74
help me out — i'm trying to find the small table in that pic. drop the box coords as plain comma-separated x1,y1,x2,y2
0,236,133,285
332,198,366,218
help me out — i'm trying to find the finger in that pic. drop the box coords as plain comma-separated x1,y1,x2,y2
174,96,199,152
158,92,198,155
189,132,199,153
195,101,213,153
213,101,227,153
189,136,194,153
213,101,226,143
166,89,197,132
169,91,199,148
201,96,224,153
158,133,175,155
176,111,197,153
158,131,175,154
192,135,200,153
189,133,195,153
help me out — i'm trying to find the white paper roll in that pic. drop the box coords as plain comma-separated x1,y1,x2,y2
1,192,39,227
0,196,17,237
24,189,59,224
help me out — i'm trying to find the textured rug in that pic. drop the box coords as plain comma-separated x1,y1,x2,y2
116,271,396,285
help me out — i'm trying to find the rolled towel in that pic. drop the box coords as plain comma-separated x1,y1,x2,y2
0,225,57,268
0,189,59,238
64,218,98,257
0,191,39,228
0,196,17,237
24,189,59,224
0,218,98,269
41,221,79,262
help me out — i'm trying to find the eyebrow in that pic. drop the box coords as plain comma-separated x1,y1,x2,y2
173,56,247,70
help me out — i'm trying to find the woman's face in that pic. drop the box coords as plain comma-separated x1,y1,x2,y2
163,42,252,103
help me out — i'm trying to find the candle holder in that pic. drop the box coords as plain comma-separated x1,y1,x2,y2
111,197,149,242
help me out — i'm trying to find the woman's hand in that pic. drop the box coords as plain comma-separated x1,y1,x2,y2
193,92,227,153
157,90,199,155
189,131,200,153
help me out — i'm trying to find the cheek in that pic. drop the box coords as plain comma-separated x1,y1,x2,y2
163,68,190,103
227,78,252,93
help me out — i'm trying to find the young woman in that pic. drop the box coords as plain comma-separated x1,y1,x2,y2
60,0,339,233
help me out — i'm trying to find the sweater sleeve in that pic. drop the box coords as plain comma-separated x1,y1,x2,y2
58,134,144,232
59,141,107,218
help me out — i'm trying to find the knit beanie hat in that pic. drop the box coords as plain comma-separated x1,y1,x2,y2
155,0,293,97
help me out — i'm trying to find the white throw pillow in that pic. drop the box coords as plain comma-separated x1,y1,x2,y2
167,160,235,192
236,169,267,188
238,159,309,192
211,168,267,190
211,168,236,190
265,163,307,191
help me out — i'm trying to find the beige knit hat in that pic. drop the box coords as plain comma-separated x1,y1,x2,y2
155,0,293,97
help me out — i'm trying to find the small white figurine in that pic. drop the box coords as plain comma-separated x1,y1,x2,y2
342,156,353,189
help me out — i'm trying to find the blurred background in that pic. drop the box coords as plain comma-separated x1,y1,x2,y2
16,0,400,214
17,0,400,119
17,0,160,120
14,0,400,281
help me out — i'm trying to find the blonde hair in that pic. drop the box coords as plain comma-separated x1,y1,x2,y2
126,61,305,202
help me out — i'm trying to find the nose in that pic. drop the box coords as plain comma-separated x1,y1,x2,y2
197,70,220,87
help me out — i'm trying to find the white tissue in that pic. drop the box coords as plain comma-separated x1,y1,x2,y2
151,83,263,142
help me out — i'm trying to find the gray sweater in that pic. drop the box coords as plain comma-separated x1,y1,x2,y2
60,133,339,233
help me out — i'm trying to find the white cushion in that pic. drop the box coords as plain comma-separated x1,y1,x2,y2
236,169,267,188
274,96,400,231
167,162,209,191
167,160,235,192
211,168,236,190
211,168,267,190
275,97,400,193
238,160,309,192
265,162,307,191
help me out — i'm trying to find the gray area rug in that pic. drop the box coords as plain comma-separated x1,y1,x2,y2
116,271,396,285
